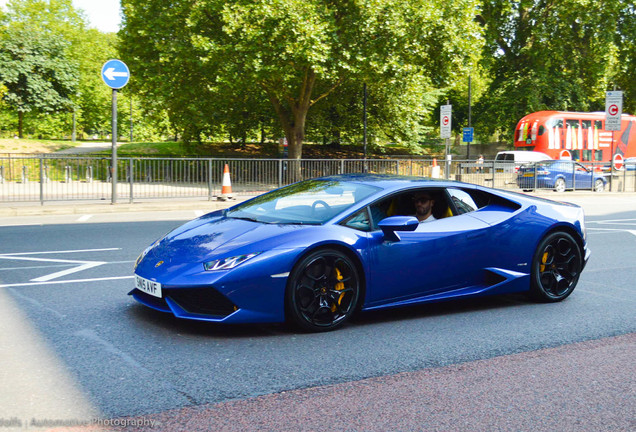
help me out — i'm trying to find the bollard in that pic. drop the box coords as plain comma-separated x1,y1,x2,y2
64,166,72,183
43,165,49,183
0,165,4,184
86,166,93,183
22,165,28,183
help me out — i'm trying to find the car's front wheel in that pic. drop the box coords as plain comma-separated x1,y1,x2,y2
593,178,604,192
530,231,582,302
554,178,566,192
286,249,361,332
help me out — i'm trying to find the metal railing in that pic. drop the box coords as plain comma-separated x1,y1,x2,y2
1,155,634,204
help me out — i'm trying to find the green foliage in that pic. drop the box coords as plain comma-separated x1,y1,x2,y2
476,0,634,138
1,0,634,151
120,0,482,157
0,25,79,136
0,27,78,113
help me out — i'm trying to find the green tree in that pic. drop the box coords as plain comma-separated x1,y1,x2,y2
614,0,635,114
73,29,118,138
120,0,482,158
0,26,79,137
475,0,632,140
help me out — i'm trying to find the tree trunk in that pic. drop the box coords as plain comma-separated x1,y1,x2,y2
263,68,319,182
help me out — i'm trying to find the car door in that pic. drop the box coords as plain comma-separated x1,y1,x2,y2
363,189,490,307
573,163,592,189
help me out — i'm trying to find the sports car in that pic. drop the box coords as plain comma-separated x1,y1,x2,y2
131,174,590,332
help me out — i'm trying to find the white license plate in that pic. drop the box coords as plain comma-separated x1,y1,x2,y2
135,274,162,298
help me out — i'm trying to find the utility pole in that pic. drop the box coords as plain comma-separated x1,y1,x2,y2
363,83,368,173
467,75,472,161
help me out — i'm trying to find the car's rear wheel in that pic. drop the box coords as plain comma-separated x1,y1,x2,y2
286,249,360,332
554,178,566,192
593,178,604,192
530,232,582,302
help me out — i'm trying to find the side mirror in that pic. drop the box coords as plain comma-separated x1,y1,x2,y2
378,216,419,241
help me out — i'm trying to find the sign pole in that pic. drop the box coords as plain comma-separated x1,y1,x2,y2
101,59,130,205
440,102,452,179
605,90,623,192
467,75,472,161
363,83,368,173
112,89,118,204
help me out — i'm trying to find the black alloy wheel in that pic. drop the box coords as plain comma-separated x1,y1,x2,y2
286,249,361,332
530,231,582,302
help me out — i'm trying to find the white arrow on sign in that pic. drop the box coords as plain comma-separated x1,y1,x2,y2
103,67,129,81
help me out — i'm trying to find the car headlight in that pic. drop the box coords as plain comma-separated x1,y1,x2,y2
203,253,260,271
135,243,157,268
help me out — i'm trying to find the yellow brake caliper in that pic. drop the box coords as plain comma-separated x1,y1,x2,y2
331,267,345,312
540,251,549,272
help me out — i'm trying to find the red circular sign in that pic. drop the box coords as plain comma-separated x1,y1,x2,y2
608,104,619,116
442,116,449,126
613,154,624,170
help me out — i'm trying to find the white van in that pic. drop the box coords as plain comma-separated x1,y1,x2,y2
494,151,552,173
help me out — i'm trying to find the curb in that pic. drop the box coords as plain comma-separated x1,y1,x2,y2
0,197,252,217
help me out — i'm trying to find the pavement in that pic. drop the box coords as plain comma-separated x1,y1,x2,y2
54,141,119,154
93,333,636,432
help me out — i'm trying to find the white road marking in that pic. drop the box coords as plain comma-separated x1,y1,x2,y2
0,248,120,256
1,260,135,272
587,228,636,237
32,261,107,282
587,218,636,224
77,214,93,222
0,255,106,282
0,275,134,288
0,248,124,283
194,210,205,217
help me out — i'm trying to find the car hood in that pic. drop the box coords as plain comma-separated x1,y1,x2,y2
145,215,309,265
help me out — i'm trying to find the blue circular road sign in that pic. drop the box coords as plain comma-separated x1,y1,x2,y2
101,59,130,89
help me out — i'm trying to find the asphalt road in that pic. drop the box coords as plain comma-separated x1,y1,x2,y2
0,194,635,430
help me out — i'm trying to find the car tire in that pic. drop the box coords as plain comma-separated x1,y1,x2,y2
529,231,582,302
593,179,604,192
554,178,566,192
285,248,361,332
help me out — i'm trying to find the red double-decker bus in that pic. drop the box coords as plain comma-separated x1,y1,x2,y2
513,111,636,165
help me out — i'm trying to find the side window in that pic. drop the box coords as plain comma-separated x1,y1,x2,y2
342,207,371,232
447,189,479,215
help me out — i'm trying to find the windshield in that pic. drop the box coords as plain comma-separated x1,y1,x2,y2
226,179,381,224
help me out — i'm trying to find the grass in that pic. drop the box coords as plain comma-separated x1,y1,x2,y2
1,138,441,159
0,138,75,154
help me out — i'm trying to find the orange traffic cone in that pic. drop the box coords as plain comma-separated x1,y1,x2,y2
431,158,440,179
219,164,233,201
